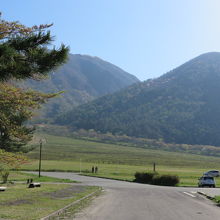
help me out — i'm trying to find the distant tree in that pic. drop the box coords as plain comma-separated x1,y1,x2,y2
0,13,69,152
0,149,28,183
0,84,57,152
0,13,68,81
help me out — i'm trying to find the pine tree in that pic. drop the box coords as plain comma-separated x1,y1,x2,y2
0,14,69,81
0,14,69,152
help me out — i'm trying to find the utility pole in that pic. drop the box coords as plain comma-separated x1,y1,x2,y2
80,158,82,174
153,162,156,172
38,139,42,178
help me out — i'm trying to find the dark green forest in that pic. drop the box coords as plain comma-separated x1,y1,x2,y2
55,52,220,146
17,53,139,122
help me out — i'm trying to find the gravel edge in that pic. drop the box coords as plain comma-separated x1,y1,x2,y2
40,187,102,220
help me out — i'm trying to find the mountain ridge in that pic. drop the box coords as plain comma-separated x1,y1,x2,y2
55,52,220,146
18,53,139,121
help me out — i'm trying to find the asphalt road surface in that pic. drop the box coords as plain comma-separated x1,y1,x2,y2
34,172,220,220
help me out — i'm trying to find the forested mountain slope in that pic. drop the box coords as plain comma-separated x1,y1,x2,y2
18,53,139,121
56,52,220,146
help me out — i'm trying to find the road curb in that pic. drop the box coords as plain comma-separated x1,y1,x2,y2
197,191,214,200
40,188,102,220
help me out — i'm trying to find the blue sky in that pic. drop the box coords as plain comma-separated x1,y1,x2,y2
2,0,220,80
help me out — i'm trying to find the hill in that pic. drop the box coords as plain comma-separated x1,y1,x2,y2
25,133,220,186
17,53,139,121
55,52,220,146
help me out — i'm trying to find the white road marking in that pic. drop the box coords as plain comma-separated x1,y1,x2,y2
183,192,196,198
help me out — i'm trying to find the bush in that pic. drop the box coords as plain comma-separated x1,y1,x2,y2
134,172,179,186
152,174,179,186
134,172,156,184
0,170,9,183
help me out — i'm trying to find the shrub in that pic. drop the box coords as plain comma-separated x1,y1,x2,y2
0,170,9,183
134,172,179,186
134,172,156,184
152,174,179,186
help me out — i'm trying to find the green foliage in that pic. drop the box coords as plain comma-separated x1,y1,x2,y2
0,149,28,183
0,14,68,152
134,171,179,186
0,14,68,81
0,170,9,183
152,174,179,186
0,84,56,152
56,52,220,146
134,172,156,184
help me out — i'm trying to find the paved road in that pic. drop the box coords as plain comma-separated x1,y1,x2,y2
34,172,220,220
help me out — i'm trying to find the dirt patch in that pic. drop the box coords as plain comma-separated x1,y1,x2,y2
1,199,33,206
0,185,86,207
44,185,86,199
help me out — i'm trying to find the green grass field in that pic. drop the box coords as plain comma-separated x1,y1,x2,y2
7,171,77,183
0,172,99,220
0,182,99,220
23,134,220,186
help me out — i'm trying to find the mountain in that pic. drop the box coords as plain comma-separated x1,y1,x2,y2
56,52,220,146
17,53,139,121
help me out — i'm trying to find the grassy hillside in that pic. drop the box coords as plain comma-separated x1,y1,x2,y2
56,52,220,146
24,134,220,186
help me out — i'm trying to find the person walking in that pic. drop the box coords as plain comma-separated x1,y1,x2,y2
95,166,98,173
